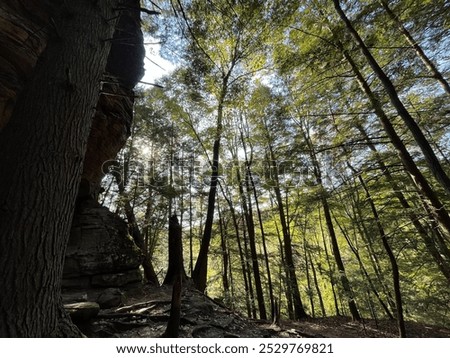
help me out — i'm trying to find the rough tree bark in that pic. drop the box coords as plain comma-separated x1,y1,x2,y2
0,0,120,337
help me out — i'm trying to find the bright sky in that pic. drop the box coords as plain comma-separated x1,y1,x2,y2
141,40,176,85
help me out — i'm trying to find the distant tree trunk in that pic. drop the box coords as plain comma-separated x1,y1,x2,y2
268,145,308,320
318,210,341,316
252,176,275,317
334,212,394,320
271,299,281,326
218,201,230,293
244,186,267,320
333,0,450,196
112,170,159,285
309,251,326,317
298,120,361,321
234,155,267,319
322,196,361,321
189,165,194,274
304,239,315,317
330,118,399,323
193,77,229,292
0,0,120,337
220,187,253,317
274,220,294,319
352,207,396,313
243,227,258,319
227,245,236,310
378,0,450,96
163,215,187,285
239,229,253,318
355,171,406,337
239,124,268,320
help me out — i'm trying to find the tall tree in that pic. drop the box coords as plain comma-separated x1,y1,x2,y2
0,0,121,337
266,129,308,320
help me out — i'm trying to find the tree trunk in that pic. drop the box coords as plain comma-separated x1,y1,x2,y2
355,171,406,337
322,197,361,321
243,228,258,319
333,210,394,320
304,239,315,317
0,0,119,337
298,118,361,320
243,182,267,320
268,146,308,320
352,204,397,313
112,170,159,285
333,0,450,196
233,154,267,319
192,81,228,292
274,220,294,320
331,116,402,328
218,201,230,293
220,187,253,317
162,273,182,338
252,174,275,317
309,251,326,317
318,210,341,316
163,215,187,285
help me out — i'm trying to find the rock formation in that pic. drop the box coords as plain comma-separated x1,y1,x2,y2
0,0,51,128
64,0,146,302
63,199,143,290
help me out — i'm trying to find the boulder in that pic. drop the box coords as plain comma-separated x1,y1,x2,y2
63,200,143,280
97,288,124,309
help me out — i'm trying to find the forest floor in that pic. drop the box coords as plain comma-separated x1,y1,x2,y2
76,284,450,338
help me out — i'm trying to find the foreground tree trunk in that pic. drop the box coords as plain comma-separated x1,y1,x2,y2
0,0,119,337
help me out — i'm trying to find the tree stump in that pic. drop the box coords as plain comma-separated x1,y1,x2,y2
163,215,187,285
